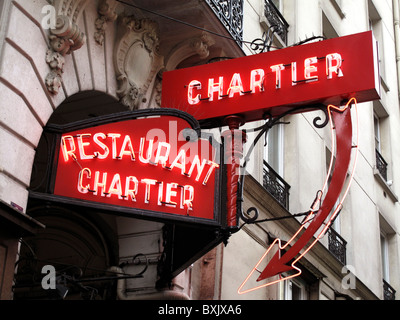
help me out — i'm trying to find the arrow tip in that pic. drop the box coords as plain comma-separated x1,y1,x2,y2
256,250,294,281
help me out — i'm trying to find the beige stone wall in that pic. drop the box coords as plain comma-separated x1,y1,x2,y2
217,0,400,300
0,0,119,213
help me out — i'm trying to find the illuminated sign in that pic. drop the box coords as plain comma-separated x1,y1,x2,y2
238,98,359,294
50,111,223,225
161,31,380,126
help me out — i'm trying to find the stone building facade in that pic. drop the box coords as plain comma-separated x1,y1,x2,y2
0,0,399,300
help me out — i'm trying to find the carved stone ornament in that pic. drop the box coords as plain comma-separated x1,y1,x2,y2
190,33,215,59
114,15,164,110
49,15,86,54
45,0,89,94
95,0,118,45
164,32,215,71
45,49,65,94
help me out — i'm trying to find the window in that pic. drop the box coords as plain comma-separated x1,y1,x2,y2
368,0,387,88
263,123,290,209
271,0,281,11
322,11,339,40
373,101,390,182
264,123,284,176
283,278,308,300
262,0,289,47
379,215,397,300
373,113,387,181
329,0,345,19
380,233,389,281
374,113,381,152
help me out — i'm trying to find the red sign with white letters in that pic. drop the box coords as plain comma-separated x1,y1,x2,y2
52,115,221,224
161,31,380,126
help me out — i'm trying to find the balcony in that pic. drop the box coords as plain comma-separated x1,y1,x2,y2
205,0,244,46
374,149,398,202
376,149,388,181
263,160,290,209
383,279,396,300
327,227,347,265
262,0,289,46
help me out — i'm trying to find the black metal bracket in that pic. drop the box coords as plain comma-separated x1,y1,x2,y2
250,25,281,53
250,33,326,54
235,104,330,230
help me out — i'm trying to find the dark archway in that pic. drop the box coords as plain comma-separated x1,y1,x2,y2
47,90,128,125
13,91,127,300
14,204,118,300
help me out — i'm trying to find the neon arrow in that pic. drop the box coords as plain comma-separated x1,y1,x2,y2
238,98,359,294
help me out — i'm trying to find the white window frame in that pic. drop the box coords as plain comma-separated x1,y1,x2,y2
380,232,390,282
264,123,284,176
374,113,381,152
271,0,281,11
283,278,308,300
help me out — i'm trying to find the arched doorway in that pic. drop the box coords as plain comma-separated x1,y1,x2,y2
14,204,118,300
13,91,127,300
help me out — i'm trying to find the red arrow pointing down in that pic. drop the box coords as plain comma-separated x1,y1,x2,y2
238,98,358,294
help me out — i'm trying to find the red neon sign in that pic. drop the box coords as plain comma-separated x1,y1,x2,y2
161,31,380,126
238,98,359,294
53,116,220,223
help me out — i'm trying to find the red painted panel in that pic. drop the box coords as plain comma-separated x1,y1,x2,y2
53,116,219,221
161,31,380,126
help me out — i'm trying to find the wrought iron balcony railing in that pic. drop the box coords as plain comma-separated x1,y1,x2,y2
383,279,396,300
263,160,290,209
205,0,244,46
263,0,289,45
376,149,388,181
327,227,347,265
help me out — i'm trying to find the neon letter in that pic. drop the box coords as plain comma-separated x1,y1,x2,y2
108,133,121,159
208,77,224,101
270,64,285,89
77,134,93,160
181,185,194,210
107,173,123,199
141,179,157,203
250,69,265,93
165,183,178,207
187,155,207,181
125,176,138,201
93,133,109,159
228,73,244,98
93,171,107,197
202,161,219,185
154,142,171,167
188,80,202,105
157,182,164,206
61,135,76,161
118,135,135,161
170,149,186,175
77,168,91,193
291,62,297,86
304,57,318,82
326,53,343,79
139,138,153,164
